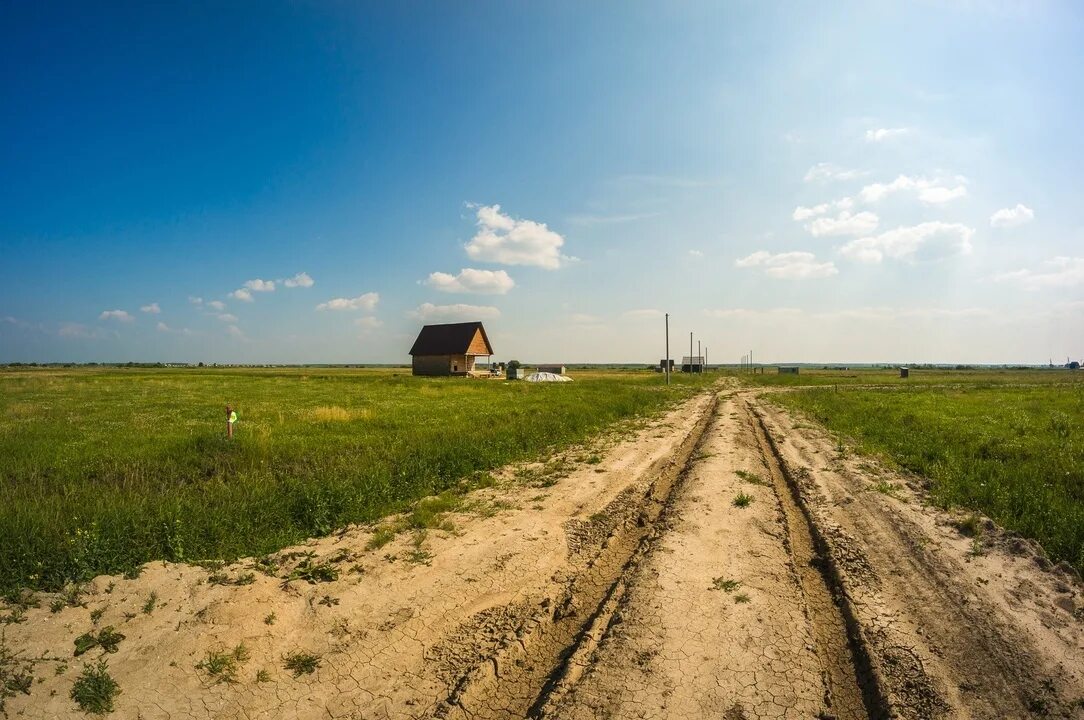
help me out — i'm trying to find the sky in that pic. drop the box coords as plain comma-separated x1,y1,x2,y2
2,1,1082,365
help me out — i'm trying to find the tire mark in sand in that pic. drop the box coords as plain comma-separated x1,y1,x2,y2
743,399,888,720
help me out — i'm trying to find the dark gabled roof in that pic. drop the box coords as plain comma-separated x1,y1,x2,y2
409,321,494,356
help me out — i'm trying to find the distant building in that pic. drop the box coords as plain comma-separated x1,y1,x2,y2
537,365,566,375
408,321,494,376
659,359,675,372
778,366,800,375
681,356,704,373
899,367,910,378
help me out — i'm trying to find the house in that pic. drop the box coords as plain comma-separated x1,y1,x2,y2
409,321,494,376
681,356,704,373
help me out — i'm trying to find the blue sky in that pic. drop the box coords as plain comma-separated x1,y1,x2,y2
2,1,1082,364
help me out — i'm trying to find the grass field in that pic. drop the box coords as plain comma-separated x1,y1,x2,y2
730,366,1084,388
771,378,1084,573
0,367,711,592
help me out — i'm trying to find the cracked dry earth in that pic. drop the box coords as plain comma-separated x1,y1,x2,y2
5,386,1083,719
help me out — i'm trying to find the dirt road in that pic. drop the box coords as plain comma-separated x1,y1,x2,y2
5,386,1082,718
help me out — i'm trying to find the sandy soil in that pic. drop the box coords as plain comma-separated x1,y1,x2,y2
3,384,1081,719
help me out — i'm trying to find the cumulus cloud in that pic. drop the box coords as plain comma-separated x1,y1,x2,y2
98,309,133,322
409,303,501,322
425,268,515,295
214,313,239,323
316,293,380,312
918,185,968,204
244,279,276,292
230,289,253,302
188,296,203,306
993,256,1084,290
803,163,866,183
735,251,838,279
156,321,194,336
140,303,160,314
839,222,975,264
807,210,880,238
283,272,314,288
206,300,226,311
864,127,910,142
990,204,1034,228
792,203,831,221
464,204,571,269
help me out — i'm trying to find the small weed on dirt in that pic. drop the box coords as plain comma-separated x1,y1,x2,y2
735,470,767,486
70,659,120,714
141,592,158,615
73,627,125,656
196,644,249,685
712,577,741,592
734,592,751,604
283,651,321,677
285,560,339,584
732,493,754,508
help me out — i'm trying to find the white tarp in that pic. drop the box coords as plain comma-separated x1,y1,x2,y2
523,372,572,382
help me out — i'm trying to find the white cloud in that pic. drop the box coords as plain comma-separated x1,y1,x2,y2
215,313,239,323
569,313,603,325
230,289,253,302
990,203,1034,228
807,211,880,237
98,309,133,322
839,222,975,264
864,127,910,142
206,300,226,311
792,203,831,221
226,325,246,341
993,256,1084,290
244,279,276,292
140,303,160,314
688,249,703,257
858,175,929,203
703,307,803,319
803,163,865,183
409,303,501,322
425,268,515,295
156,321,194,335
283,272,314,288
188,296,203,306
735,251,838,279
354,316,384,329
316,293,380,312
918,185,967,204
464,204,570,269
622,309,664,320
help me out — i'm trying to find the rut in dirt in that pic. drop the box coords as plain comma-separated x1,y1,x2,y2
744,399,890,720
432,393,720,720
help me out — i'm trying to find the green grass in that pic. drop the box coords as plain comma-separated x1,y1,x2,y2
732,492,754,508
195,644,249,684
775,382,1084,573
0,367,710,592
282,650,321,677
729,367,1084,388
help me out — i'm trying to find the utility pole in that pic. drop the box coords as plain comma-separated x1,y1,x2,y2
697,340,701,374
704,345,708,372
665,313,670,386
690,332,693,373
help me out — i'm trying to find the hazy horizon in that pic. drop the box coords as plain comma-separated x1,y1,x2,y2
3,2,1082,366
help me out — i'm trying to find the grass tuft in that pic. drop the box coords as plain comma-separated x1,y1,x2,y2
70,659,120,714
283,651,321,677
732,493,754,508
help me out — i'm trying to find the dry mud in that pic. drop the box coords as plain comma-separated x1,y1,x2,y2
3,385,1082,719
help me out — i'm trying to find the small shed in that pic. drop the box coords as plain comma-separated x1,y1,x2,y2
778,366,800,375
681,356,704,373
537,365,566,375
409,321,494,377
659,359,675,372
899,367,910,378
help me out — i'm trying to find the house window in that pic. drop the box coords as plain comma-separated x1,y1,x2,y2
453,363,458,372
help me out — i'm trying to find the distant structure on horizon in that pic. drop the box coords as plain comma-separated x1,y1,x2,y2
408,321,494,377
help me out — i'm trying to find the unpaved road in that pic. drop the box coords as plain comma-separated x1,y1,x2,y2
4,385,1082,718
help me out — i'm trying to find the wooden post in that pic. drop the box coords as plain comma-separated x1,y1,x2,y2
226,404,234,439
665,313,670,386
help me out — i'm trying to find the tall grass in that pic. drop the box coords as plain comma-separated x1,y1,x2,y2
776,384,1084,573
0,367,710,591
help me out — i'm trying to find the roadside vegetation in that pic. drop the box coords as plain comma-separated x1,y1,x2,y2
773,381,1084,573
0,367,711,592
